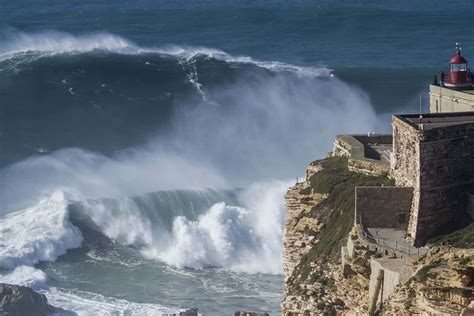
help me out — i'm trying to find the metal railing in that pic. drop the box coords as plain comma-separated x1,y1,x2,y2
357,216,428,257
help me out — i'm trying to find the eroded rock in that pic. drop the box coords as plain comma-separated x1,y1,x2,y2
0,283,54,316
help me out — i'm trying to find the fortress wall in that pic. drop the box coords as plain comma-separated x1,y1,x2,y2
355,187,413,229
419,123,474,188
412,187,466,244
412,124,474,244
391,118,420,188
392,115,474,245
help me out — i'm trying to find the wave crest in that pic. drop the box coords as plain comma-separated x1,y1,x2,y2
0,30,331,78
0,31,136,55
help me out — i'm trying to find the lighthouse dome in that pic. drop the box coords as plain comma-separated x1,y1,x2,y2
449,51,468,64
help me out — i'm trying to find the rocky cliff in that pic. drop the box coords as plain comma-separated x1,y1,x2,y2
281,157,474,315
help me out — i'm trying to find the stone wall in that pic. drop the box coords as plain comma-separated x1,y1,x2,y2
332,134,391,177
391,118,420,188
355,187,413,229
369,258,414,306
429,85,474,113
332,135,364,159
391,114,474,246
418,123,474,188
348,159,390,177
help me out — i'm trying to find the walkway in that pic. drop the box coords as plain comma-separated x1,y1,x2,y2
366,228,428,256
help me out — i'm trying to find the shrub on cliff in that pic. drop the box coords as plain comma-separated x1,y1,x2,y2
292,157,394,287
429,223,474,248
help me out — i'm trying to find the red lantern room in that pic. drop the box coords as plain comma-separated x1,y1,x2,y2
441,44,473,89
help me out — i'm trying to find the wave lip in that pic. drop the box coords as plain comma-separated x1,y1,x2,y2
0,31,137,55
0,191,83,269
0,30,331,78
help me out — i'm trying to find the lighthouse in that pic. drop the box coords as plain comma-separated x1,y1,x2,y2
429,45,474,113
441,44,473,89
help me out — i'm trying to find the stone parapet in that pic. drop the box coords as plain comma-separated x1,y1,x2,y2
332,134,392,177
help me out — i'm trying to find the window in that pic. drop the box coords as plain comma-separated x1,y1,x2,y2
398,213,407,224
451,64,467,71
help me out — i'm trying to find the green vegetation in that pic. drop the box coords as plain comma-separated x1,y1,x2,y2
415,262,440,283
291,157,394,289
459,256,471,266
428,223,474,248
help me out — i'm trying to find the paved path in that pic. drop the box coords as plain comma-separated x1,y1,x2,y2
367,228,428,256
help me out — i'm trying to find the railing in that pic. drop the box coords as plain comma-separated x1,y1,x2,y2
442,70,472,84
357,216,428,257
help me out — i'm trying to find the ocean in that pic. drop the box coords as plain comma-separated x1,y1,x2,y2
0,1,473,315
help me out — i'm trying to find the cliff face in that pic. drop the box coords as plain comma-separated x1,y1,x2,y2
282,180,366,315
281,157,393,315
281,157,474,315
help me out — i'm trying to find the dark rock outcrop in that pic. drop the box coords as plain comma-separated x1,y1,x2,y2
164,308,198,316
0,283,54,316
179,308,198,316
234,312,269,316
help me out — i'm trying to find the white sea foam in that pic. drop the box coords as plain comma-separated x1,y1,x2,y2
0,31,135,55
153,181,290,273
0,191,83,269
0,31,330,78
0,30,379,277
42,180,289,274
79,197,154,247
45,287,180,316
0,265,48,290
0,267,179,316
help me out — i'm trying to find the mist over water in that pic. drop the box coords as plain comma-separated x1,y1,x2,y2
0,31,378,204
0,30,382,314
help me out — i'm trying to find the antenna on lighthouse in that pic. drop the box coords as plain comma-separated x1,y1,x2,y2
419,93,422,120
456,42,461,55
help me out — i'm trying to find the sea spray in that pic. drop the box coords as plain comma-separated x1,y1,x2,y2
70,182,288,274
0,265,48,290
0,191,82,269
0,30,330,78
0,30,379,315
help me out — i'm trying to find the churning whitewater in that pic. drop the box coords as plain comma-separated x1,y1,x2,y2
0,30,378,314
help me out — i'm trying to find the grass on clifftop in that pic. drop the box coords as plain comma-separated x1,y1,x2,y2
293,157,394,287
428,223,474,248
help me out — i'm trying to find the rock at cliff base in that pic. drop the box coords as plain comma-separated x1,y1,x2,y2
0,283,55,316
234,312,269,316
179,308,198,316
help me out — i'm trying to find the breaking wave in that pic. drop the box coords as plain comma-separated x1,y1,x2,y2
0,30,378,273
0,30,331,78
0,192,82,269
0,182,287,274
0,29,379,313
